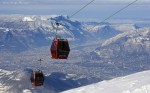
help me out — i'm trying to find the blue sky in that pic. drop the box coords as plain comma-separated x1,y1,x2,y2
0,0,149,20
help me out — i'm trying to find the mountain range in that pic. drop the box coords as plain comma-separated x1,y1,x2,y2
0,15,136,52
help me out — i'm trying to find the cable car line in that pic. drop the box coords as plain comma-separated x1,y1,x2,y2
38,59,43,70
67,0,138,29
55,22,60,38
58,0,138,32
88,0,138,31
69,0,96,19
100,0,138,23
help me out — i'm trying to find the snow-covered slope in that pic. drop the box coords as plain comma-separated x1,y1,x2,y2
62,70,150,93
1,69,150,93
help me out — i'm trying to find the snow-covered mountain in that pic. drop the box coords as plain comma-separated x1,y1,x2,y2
0,15,150,93
79,27,150,78
62,70,150,93
0,15,81,52
0,15,127,52
93,27,150,59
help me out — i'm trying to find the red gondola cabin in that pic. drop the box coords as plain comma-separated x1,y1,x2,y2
50,38,70,59
30,70,44,86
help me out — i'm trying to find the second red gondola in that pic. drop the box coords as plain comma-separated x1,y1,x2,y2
50,38,70,59
30,70,44,86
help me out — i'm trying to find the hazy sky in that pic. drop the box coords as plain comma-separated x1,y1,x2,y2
0,0,150,4
0,0,149,19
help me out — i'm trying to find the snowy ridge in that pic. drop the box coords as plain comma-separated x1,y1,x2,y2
93,27,150,59
62,70,150,93
101,30,135,47
102,27,150,47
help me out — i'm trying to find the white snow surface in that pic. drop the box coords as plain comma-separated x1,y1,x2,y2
22,17,35,22
62,70,150,93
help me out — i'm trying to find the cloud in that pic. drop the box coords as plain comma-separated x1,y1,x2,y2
1,0,29,5
2,1,29,5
